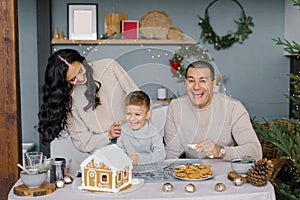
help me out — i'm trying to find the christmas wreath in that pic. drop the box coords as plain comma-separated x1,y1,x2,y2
198,0,254,50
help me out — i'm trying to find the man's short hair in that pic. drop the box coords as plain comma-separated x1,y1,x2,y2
185,60,215,80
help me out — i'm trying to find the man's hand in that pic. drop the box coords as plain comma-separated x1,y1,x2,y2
195,139,221,158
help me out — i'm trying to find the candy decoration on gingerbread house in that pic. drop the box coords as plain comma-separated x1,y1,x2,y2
79,144,133,193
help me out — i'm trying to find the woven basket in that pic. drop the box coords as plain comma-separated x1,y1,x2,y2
258,119,292,159
259,137,279,159
271,157,284,178
256,120,292,181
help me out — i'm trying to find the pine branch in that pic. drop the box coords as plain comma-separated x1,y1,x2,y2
253,118,300,183
291,0,300,7
272,37,300,55
268,2,300,197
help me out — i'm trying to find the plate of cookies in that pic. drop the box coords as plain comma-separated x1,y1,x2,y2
173,163,214,181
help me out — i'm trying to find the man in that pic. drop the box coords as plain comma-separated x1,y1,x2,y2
164,61,262,161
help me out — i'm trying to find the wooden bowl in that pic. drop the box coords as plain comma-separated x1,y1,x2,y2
140,10,172,39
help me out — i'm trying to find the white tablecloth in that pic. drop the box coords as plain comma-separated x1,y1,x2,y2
8,159,276,200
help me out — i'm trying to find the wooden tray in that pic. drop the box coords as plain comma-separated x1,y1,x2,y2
14,182,56,196
167,27,183,40
104,13,127,36
140,10,172,39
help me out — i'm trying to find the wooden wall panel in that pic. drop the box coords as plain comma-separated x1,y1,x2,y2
0,0,22,198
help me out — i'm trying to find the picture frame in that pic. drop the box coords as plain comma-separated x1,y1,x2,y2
122,20,139,39
68,4,98,40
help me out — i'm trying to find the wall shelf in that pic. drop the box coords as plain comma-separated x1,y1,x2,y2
51,38,195,45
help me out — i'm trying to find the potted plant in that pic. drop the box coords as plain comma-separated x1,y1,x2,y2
230,155,255,174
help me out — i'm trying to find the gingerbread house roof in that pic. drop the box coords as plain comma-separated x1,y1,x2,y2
80,144,132,170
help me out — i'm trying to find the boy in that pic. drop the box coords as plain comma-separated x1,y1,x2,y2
117,91,166,165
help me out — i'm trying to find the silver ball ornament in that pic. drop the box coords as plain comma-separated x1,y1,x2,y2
162,182,173,192
55,179,65,188
63,175,73,184
185,183,196,193
214,182,226,192
233,177,244,186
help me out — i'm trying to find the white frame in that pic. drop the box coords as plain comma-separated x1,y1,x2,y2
68,4,97,40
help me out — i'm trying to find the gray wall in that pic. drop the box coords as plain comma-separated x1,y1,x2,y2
18,0,39,146
19,0,290,148
285,0,300,45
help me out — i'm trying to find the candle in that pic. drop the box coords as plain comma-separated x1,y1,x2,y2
157,87,167,100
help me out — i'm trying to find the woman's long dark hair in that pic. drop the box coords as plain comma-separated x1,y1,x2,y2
37,49,101,144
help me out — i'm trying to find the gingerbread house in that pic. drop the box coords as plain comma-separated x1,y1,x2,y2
78,144,133,193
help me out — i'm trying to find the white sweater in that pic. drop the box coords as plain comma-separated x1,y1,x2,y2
164,92,262,161
67,58,138,153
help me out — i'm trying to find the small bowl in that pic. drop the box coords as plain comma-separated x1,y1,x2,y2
231,158,255,174
20,171,47,188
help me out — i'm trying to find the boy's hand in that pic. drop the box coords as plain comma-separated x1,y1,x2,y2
128,152,139,165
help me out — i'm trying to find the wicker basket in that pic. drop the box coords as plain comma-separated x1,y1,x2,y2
257,119,291,159
259,137,279,159
255,120,292,181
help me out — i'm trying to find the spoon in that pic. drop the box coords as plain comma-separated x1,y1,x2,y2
17,164,31,174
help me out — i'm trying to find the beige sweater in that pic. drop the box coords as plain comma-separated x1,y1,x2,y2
67,58,138,153
164,92,262,161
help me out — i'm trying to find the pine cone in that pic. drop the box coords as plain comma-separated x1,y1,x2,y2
247,158,274,187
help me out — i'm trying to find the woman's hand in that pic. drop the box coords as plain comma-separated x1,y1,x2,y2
108,121,122,140
195,139,221,158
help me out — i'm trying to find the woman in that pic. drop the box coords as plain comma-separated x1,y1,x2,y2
37,49,138,153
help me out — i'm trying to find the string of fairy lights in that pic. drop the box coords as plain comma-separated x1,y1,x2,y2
52,42,231,96
288,73,300,115
54,40,300,106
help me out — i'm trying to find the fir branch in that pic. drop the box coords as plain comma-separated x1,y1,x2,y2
272,37,300,55
291,0,300,7
276,184,300,200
